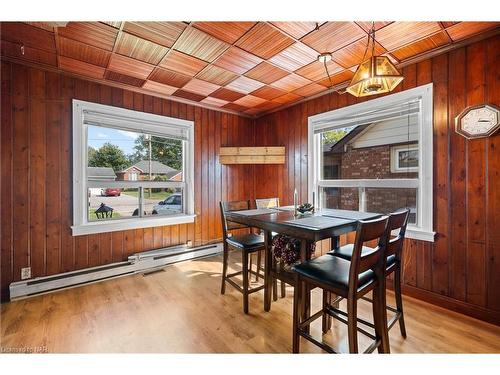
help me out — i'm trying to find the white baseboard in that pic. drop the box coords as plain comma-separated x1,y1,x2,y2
9,243,222,300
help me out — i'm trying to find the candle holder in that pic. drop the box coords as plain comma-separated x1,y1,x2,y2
297,203,314,215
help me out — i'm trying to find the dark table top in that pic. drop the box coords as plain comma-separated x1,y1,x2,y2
226,208,381,242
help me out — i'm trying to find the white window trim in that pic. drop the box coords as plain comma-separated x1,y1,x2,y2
72,99,195,236
391,144,419,173
308,83,435,242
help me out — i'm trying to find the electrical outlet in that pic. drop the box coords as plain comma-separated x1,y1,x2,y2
186,240,193,247
21,267,31,280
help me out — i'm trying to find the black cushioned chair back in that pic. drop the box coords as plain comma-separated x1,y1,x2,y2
220,200,251,239
349,216,389,285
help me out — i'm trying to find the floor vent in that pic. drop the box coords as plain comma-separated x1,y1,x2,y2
9,243,222,300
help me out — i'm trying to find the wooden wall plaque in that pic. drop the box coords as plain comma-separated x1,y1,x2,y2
219,146,286,164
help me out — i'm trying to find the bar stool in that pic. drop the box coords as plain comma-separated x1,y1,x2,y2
292,216,390,353
328,209,410,337
254,198,286,299
220,200,265,314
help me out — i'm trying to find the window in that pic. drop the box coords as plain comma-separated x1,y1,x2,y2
72,100,195,236
391,144,419,173
308,83,434,242
323,165,339,179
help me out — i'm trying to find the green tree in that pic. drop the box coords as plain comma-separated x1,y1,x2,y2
88,142,130,172
321,127,353,145
132,135,183,171
88,146,97,162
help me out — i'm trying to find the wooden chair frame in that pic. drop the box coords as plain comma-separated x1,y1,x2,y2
220,200,265,314
327,210,410,337
292,216,390,354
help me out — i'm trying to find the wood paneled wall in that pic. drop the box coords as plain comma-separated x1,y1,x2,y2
1,61,255,301
254,35,500,324
1,36,499,325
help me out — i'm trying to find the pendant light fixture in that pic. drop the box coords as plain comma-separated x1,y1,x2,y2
346,22,403,97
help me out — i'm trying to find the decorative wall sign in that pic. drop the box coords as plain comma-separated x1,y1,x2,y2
219,147,285,164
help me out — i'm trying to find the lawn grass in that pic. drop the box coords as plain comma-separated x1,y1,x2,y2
121,189,172,200
88,209,121,221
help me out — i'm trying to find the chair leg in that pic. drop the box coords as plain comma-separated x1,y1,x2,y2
373,282,390,354
255,251,262,282
272,258,278,302
220,243,229,295
249,253,254,281
242,250,249,314
322,290,332,333
292,275,302,353
347,296,358,353
394,265,407,338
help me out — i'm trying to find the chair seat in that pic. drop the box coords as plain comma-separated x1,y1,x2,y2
226,233,264,251
328,244,396,268
292,255,375,292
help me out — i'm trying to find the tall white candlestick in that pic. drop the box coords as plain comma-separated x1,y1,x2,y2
294,188,298,215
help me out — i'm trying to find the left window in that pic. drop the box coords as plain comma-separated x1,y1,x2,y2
72,100,195,236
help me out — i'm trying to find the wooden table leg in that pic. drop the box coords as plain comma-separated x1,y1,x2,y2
299,239,311,334
331,235,340,251
264,230,272,312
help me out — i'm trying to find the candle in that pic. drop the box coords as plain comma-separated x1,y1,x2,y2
294,188,298,215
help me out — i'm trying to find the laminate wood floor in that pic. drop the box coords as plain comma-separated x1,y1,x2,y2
1,253,500,353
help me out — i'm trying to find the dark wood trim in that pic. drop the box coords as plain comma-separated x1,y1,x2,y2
391,284,500,326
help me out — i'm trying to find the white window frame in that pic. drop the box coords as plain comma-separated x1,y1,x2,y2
72,99,195,236
308,83,435,242
391,144,419,173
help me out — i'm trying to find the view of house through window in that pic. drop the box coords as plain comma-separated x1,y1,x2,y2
319,112,419,224
87,125,184,222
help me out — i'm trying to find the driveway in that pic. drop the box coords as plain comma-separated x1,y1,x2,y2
90,193,162,217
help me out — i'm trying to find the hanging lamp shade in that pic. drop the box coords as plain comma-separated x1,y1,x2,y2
346,55,404,97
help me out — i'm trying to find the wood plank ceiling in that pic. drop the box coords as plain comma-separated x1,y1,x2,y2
1,21,498,117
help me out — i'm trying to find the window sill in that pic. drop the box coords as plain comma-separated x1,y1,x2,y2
404,227,436,242
71,214,196,236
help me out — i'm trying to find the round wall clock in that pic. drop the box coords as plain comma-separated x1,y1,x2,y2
455,104,500,139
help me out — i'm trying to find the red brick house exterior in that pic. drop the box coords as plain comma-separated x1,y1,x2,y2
323,125,418,221
337,144,417,213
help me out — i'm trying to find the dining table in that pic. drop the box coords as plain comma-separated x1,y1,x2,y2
225,206,382,326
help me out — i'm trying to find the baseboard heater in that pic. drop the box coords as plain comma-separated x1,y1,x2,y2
9,242,222,301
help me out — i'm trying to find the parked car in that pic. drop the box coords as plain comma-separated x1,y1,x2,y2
153,193,182,215
101,188,121,197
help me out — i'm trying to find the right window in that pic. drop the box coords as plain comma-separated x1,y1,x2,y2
309,84,434,242
391,144,419,173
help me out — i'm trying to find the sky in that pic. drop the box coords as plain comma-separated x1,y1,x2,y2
87,125,139,155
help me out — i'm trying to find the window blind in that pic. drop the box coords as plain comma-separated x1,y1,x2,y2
83,110,189,140
313,99,420,134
